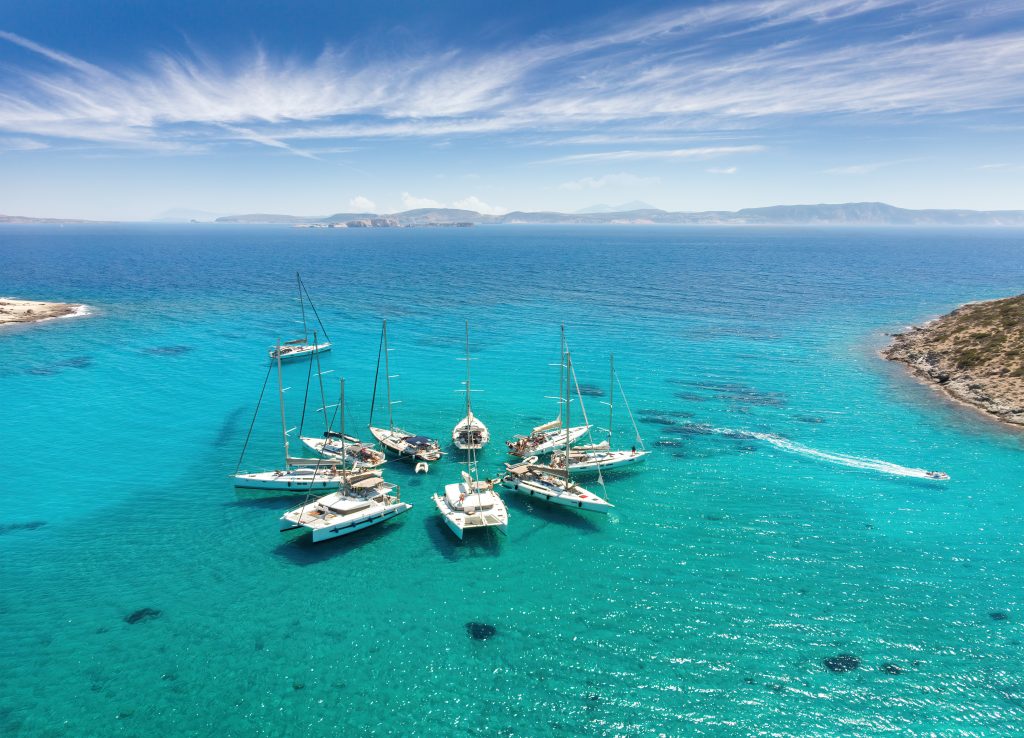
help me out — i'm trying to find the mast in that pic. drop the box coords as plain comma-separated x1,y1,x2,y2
565,351,572,473
608,353,615,445
339,378,347,472
312,332,330,433
296,272,308,338
382,320,394,430
558,324,565,422
464,320,473,418
275,340,288,467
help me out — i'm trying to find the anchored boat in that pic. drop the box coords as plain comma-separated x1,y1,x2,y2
368,320,443,464
506,325,589,457
269,273,332,362
502,352,613,513
548,353,649,474
234,339,347,492
452,321,490,450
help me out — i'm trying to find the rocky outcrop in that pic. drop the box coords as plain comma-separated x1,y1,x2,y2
885,295,1024,426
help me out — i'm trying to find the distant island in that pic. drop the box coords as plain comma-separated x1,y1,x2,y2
4,202,1024,227
214,202,1024,227
885,295,1024,427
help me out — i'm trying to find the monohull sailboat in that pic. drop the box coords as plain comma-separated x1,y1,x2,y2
548,353,649,474
368,320,443,465
506,325,589,457
269,273,333,362
452,321,489,450
234,340,349,491
501,351,613,513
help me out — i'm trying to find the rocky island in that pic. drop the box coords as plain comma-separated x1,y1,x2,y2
0,297,88,326
885,294,1024,426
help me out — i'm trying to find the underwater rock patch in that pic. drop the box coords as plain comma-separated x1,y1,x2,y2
990,611,1010,621
795,415,826,424
576,383,604,397
26,366,59,376
466,622,497,640
145,345,192,356
0,520,46,535
640,416,684,426
674,392,710,402
880,663,903,675
824,654,860,673
665,423,716,436
124,607,161,624
58,356,92,369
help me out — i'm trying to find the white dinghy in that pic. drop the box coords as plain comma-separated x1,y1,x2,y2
368,320,443,464
452,321,490,450
269,273,332,362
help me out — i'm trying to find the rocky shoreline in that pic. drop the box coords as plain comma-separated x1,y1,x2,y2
0,297,88,326
884,295,1024,427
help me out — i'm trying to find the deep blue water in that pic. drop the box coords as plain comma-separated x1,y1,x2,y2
1,224,1023,736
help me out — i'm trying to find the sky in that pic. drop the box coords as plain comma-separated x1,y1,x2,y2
0,0,1022,220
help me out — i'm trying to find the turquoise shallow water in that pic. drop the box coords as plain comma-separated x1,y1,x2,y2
1,224,1023,736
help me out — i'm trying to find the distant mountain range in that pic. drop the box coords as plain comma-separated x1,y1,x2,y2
3,202,1024,226
575,200,658,214
215,202,1024,226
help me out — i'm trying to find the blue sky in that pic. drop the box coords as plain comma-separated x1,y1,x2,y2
0,0,1022,219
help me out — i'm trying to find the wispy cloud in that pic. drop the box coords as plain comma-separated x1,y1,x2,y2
559,172,660,190
541,146,765,164
823,158,916,174
0,136,48,151
707,166,738,174
0,0,1021,155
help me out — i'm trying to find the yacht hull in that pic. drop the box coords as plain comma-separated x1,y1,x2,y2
501,476,613,513
269,342,333,362
233,472,340,491
280,501,412,542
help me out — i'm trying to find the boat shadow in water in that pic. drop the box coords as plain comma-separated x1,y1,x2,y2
272,520,404,566
502,493,602,534
423,516,504,562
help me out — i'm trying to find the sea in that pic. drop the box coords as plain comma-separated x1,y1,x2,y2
1,224,1023,736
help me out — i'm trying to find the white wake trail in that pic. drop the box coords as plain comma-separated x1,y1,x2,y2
716,428,943,480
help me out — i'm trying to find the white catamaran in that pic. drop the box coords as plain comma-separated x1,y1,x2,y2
506,325,589,457
501,351,613,513
234,340,349,492
269,273,333,362
280,379,412,542
452,321,489,450
548,353,649,474
368,320,443,465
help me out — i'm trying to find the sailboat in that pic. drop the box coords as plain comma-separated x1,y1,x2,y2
506,325,590,457
280,379,412,542
501,351,613,513
548,353,649,474
234,340,349,491
368,320,443,465
298,349,385,468
435,374,508,538
269,273,333,362
452,321,489,450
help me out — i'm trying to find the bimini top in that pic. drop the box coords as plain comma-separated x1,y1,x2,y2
405,436,434,447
